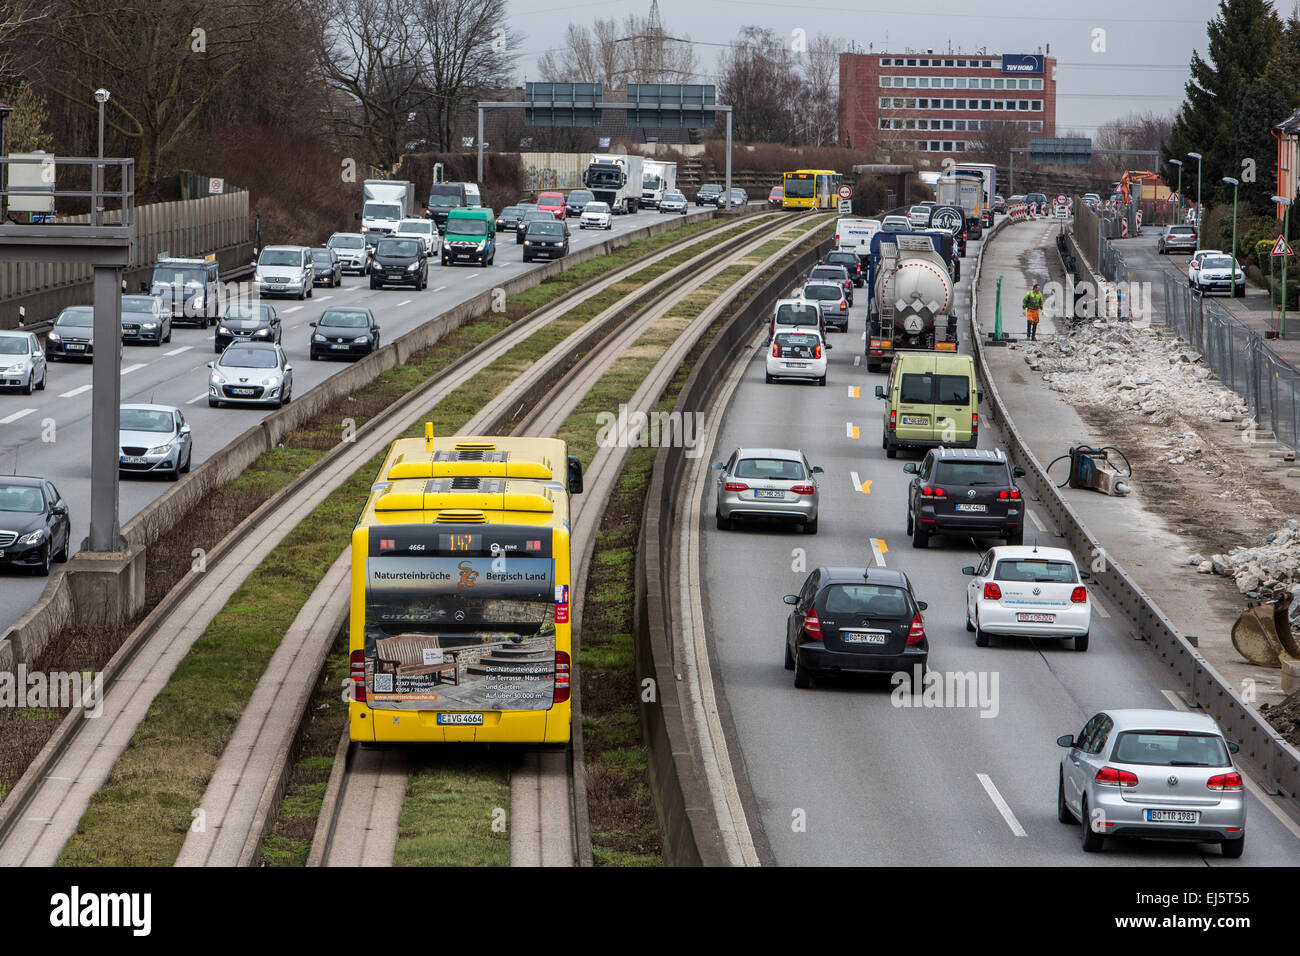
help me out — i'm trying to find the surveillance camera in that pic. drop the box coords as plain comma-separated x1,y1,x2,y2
94,89,110,104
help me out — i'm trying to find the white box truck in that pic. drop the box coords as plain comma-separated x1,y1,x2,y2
641,160,677,209
955,163,997,227
361,180,414,233
583,154,645,214
835,218,881,257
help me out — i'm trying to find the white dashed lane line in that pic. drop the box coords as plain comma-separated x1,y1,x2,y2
0,407,36,424
977,773,1027,838
59,385,92,398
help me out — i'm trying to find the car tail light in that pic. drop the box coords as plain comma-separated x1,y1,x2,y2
804,609,823,640
1207,772,1243,791
971,412,978,436
813,344,822,359
350,649,366,704
790,484,815,495
1070,586,1087,603
889,409,897,429
983,582,1002,600
553,650,571,703
921,486,946,497
724,481,748,492
906,614,925,645
1095,766,1139,788
839,299,847,310
772,343,780,357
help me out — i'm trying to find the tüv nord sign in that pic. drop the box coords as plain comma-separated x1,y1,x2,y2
1001,54,1044,74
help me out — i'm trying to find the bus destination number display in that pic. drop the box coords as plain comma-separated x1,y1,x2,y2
439,533,481,553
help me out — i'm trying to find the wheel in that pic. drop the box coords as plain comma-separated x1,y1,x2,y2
784,639,795,671
209,398,220,408
167,457,181,481
885,439,897,459
803,516,818,535
441,255,448,266
906,510,914,535
817,375,826,387
606,222,612,230
911,522,929,548
306,286,313,298
1074,632,1090,652
1006,525,1024,546
793,655,812,688
765,371,774,384
35,542,50,576
24,370,34,395
55,532,68,563
1058,772,1074,823
37,368,46,391
966,608,975,632
1221,835,1245,859
715,508,731,531
523,254,531,263
164,325,172,343
1080,797,1105,852
283,383,292,405
370,279,380,289
309,351,318,361
974,613,990,647
215,342,223,353
298,287,306,300
180,447,191,474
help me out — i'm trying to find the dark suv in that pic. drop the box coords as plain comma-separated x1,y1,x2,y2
696,184,723,206
822,249,864,287
369,236,427,290
783,567,929,688
1157,225,1198,255
903,447,1027,548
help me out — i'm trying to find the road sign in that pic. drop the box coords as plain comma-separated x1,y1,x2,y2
838,199,853,215
837,184,853,200
208,177,224,194
931,206,963,235
1055,194,1066,205
1272,236,1294,257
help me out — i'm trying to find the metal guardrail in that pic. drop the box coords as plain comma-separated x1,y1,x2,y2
975,217,1300,800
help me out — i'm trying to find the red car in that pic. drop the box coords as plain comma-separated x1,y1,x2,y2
538,191,566,219
769,186,784,207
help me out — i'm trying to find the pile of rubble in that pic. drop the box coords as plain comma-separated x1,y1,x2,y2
1018,324,1249,425
1189,519,1300,597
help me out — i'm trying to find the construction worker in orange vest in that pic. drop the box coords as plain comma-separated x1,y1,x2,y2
1022,283,1044,341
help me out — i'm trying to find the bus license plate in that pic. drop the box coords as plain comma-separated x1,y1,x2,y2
1017,613,1055,623
901,415,928,425
437,713,484,725
1146,809,1198,823
956,504,987,512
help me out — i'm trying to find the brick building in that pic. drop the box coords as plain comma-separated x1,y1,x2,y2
839,51,1058,163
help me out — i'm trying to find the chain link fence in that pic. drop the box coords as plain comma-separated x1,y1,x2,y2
1163,274,1300,450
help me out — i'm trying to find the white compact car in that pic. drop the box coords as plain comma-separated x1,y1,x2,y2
0,330,47,393
580,202,613,230
962,545,1092,650
766,328,829,386
1189,252,1245,296
394,218,441,256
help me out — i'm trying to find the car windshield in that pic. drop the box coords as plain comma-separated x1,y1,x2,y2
448,218,489,236
1203,256,1234,269
152,267,206,286
822,584,910,619
399,221,432,234
784,178,813,199
665,191,684,200
933,461,1008,485
56,309,93,327
120,408,174,433
528,222,563,236
539,194,563,205
224,305,269,321
993,559,1078,583
428,195,463,209
320,310,369,328
1169,227,1194,235
584,203,610,214
775,333,820,348
826,254,857,267
311,250,334,263
0,337,29,354
377,238,420,256
363,202,401,220
700,185,721,195
220,347,278,369
121,298,156,313
776,304,820,325
259,249,303,266
804,285,842,300
329,235,364,249
500,206,522,218
524,212,550,221
0,484,43,513
1110,731,1229,767
811,268,845,280
734,458,805,481
568,191,593,204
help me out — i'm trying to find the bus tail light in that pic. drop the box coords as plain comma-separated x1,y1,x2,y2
553,651,571,703
350,650,367,704
804,609,823,640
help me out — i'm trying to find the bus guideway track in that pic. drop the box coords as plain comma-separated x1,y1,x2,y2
317,211,825,868
0,210,781,869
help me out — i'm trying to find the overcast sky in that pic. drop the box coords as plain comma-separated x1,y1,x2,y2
505,0,1274,133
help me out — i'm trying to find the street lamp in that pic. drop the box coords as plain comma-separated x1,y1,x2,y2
1187,152,1202,250
1223,176,1239,271
1169,158,1183,224
1273,195,1292,337
93,88,110,227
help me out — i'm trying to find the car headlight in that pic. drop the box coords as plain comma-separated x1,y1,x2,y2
355,335,369,344
48,331,61,342
524,240,532,246
210,372,225,385
254,328,269,336
264,376,281,387
218,326,232,335
313,333,326,343
19,529,45,545
147,443,173,456
142,322,158,329
406,261,419,272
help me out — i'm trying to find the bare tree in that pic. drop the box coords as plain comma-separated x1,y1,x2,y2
970,119,1031,168
1095,110,1173,173
538,19,625,91
717,26,802,144
418,0,518,152
801,33,839,146
0,0,45,82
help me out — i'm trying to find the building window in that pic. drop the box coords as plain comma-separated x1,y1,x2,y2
993,78,1004,89
879,118,890,129
992,100,1003,110
906,76,916,87
904,119,915,130
945,59,954,67
1018,78,1030,89
984,60,992,68
907,58,916,66
955,141,966,152
942,119,953,130
881,57,891,66
920,77,930,87
943,77,954,88
983,77,994,88
931,140,941,151
1032,79,1043,90
957,59,965,67
1033,100,1043,110
981,99,991,110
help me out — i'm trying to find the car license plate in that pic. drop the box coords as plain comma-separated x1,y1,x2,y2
785,362,806,368
843,632,888,645
437,712,484,725
754,489,784,499
120,456,147,465
1146,809,1199,824
66,344,86,351
1017,613,1055,623
232,388,255,396
901,415,928,425
956,503,987,512
331,344,349,350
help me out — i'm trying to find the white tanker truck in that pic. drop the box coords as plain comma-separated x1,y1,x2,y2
864,232,959,373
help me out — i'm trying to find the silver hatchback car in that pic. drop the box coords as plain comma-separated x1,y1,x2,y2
800,281,850,331
1057,709,1246,857
713,447,823,534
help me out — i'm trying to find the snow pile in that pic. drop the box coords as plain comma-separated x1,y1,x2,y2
1017,324,1249,425
1189,519,1300,597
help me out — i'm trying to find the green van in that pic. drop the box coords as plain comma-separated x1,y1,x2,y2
874,351,979,458
442,207,496,267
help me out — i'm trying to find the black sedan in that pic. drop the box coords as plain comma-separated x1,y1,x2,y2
45,306,95,360
783,567,928,688
369,236,428,290
696,184,723,206
516,210,553,244
497,205,526,232
522,220,570,262
215,303,281,352
311,307,380,360
311,247,344,287
0,476,71,576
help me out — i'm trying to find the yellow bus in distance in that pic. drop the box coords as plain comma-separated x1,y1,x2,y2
783,169,843,210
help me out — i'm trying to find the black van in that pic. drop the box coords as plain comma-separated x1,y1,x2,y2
427,182,468,231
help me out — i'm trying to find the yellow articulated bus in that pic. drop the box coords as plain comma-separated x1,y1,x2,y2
783,169,843,210
349,429,583,744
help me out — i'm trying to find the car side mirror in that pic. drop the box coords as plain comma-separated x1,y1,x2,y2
783,594,798,605
284,364,293,372
52,503,68,516
961,566,976,575
1056,735,1075,748
1013,466,1025,478
180,425,191,434
903,463,917,473
917,601,928,611
826,342,833,350
207,361,215,369
811,466,824,474
711,462,724,470
1228,741,1240,754
354,212,361,220
874,386,885,399
1079,571,1091,580
567,455,584,495
139,281,148,293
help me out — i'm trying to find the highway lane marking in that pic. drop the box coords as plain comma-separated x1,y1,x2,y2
395,299,413,307
0,407,35,424
850,471,872,494
163,346,192,357
120,363,146,375
871,538,887,566
1092,599,1110,618
976,773,1027,837
847,385,859,398
1026,508,1047,533
854,354,861,367
185,393,207,405
846,421,859,439
59,385,92,398
283,306,304,314
431,286,447,293
1159,689,1300,843
315,295,333,301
